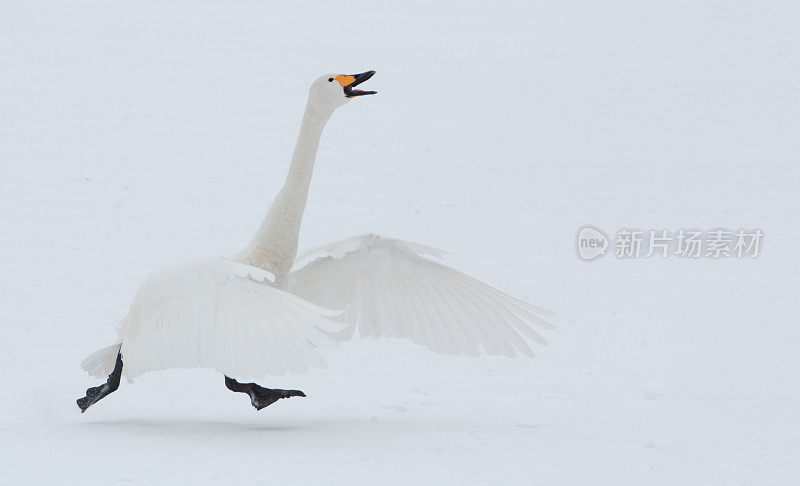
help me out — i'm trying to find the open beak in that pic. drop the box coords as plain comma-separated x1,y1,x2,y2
335,70,377,98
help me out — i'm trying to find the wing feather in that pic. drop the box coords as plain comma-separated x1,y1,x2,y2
290,234,552,358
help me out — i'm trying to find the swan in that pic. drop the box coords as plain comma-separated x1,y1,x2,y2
77,70,553,413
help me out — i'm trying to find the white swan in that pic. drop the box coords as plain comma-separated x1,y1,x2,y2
77,71,552,413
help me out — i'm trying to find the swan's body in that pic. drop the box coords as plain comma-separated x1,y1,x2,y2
81,258,342,381
78,71,551,412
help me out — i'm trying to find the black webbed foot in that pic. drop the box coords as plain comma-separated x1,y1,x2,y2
77,384,110,412
224,376,305,411
76,352,123,413
248,387,306,411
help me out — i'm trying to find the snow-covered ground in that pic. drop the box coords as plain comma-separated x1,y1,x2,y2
1,1,798,484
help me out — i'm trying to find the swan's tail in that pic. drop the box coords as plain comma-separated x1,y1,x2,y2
81,343,122,379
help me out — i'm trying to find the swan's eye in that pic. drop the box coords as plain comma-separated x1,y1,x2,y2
328,78,333,82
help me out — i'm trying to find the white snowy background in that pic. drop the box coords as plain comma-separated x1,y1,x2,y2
1,1,798,484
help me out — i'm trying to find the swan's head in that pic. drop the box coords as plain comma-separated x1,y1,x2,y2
308,70,377,111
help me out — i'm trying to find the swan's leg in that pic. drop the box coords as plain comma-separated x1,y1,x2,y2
76,352,123,413
224,376,306,411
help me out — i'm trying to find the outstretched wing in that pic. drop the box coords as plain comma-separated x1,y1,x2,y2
117,257,345,380
290,234,553,357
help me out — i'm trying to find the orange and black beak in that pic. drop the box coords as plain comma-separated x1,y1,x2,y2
334,70,377,98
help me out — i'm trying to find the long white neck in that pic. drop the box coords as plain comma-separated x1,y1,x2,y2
234,101,333,284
